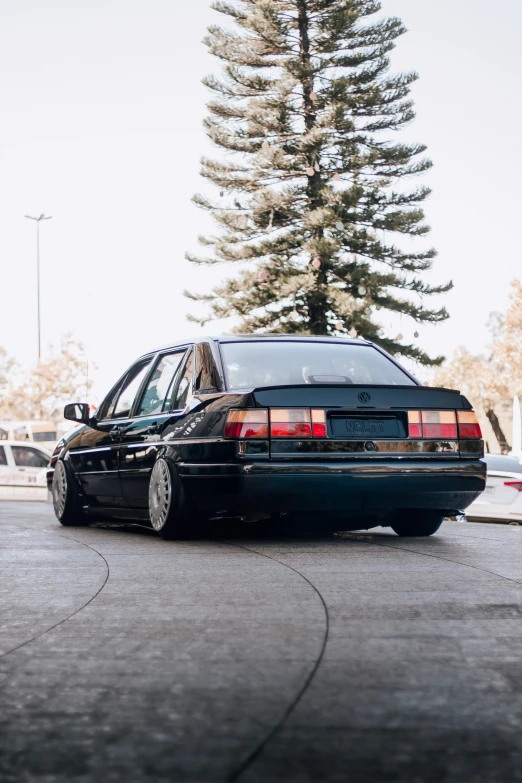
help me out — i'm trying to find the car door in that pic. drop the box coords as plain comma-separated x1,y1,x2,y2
76,358,152,508
118,348,191,508
10,444,50,498
0,444,13,497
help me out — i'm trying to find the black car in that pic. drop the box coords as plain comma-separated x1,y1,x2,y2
48,335,486,539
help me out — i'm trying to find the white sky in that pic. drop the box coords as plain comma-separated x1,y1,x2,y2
1,0,521,401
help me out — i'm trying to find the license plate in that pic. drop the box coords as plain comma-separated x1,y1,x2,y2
331,417,401,438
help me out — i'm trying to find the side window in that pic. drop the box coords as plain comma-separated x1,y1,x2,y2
195,342,222,392
171,350,194,410
99,360,152,420
136,351,186,417
0,446,7,466
12,446,49,468
112,360,152,419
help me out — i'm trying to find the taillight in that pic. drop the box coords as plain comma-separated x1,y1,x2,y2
408,411,422,438
408,410,482,439
224,410,268,438
408,411,457,439
504,481,522,491
457,411,482,439
422,410,457,439
271,409,311,438
225,409,328,439
311,409,327,438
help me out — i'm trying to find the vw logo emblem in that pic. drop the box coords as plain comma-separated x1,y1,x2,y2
358,391,371,403
365,441,378,452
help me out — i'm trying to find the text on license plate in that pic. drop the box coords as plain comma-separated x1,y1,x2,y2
330,417,401,438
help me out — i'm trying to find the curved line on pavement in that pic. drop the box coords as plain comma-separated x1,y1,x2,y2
0,534,110,660
219,540,329,783
369,536,522,588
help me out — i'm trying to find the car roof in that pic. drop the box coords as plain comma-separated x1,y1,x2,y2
216,334,370,345
145,334,372,355
484,453,522,469
484,453,522,461
0,440,52,454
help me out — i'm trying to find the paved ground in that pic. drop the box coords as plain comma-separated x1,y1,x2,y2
1,502,522,783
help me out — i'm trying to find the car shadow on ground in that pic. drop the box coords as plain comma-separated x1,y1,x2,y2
88,518,403,544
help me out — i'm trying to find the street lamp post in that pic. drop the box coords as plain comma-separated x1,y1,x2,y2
25,214,52,361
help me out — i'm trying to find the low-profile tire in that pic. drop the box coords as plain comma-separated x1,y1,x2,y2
52,459,88,527
391,510,443,538
148,458,203,540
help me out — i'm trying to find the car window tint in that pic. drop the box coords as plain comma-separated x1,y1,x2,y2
99,379,126,420
112,360,152,419
221,342,415,389
172,350,194,410
12,446,48,468
195,342,221,391
0,446,7,466
137,352,186,416
485,455,522,474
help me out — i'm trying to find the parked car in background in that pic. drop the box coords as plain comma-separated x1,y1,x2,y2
0,420,58,451
47,335,486,539
465,454,522,523
0,440,51,501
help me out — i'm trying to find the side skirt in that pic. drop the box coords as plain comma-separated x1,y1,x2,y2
83,506,150,523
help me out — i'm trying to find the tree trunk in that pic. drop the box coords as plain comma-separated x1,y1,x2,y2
485,408,510,454
297,1,328,335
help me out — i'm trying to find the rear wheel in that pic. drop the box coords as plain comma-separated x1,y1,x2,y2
148,458,203,540
52,459,88,527
391,511,443,537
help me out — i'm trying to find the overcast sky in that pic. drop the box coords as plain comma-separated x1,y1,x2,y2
1,0,520,400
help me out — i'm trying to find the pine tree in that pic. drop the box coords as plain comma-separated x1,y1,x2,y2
186,0,452,364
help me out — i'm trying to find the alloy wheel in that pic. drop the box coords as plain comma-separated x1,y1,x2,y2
149,459,172,531
53,460,68,519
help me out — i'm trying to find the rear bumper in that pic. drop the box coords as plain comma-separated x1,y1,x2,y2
181,459,486,515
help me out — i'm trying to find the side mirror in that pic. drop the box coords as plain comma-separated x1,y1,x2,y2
64,403,91,425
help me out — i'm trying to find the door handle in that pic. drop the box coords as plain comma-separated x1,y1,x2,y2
110,426,123,440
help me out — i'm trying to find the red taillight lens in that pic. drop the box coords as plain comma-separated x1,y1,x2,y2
270,409,311,438
408,411,422,438
408,411,457,438
457,411,482,439
224,410,268,438
408,410,482,439
311,409,327,438
422,410,457,439
504,481,522,491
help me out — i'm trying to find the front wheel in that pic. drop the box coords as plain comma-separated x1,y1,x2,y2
391,511,443,538
52,459,88,527
148,458,203,540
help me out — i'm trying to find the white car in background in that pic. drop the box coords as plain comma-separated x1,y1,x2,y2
0,420,58,452
466,454,522,523
0,441,51,501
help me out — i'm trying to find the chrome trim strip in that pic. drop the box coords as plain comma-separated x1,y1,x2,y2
72,447,114,455
269,439,460,457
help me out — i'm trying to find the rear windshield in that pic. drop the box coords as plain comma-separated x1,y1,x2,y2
221,341,415,389
485,455,522,474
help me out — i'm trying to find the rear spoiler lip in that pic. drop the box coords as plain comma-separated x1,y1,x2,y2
245,384,473,412
247,383,462,395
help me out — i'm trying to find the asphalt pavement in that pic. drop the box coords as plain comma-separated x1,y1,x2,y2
1,502,522,783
